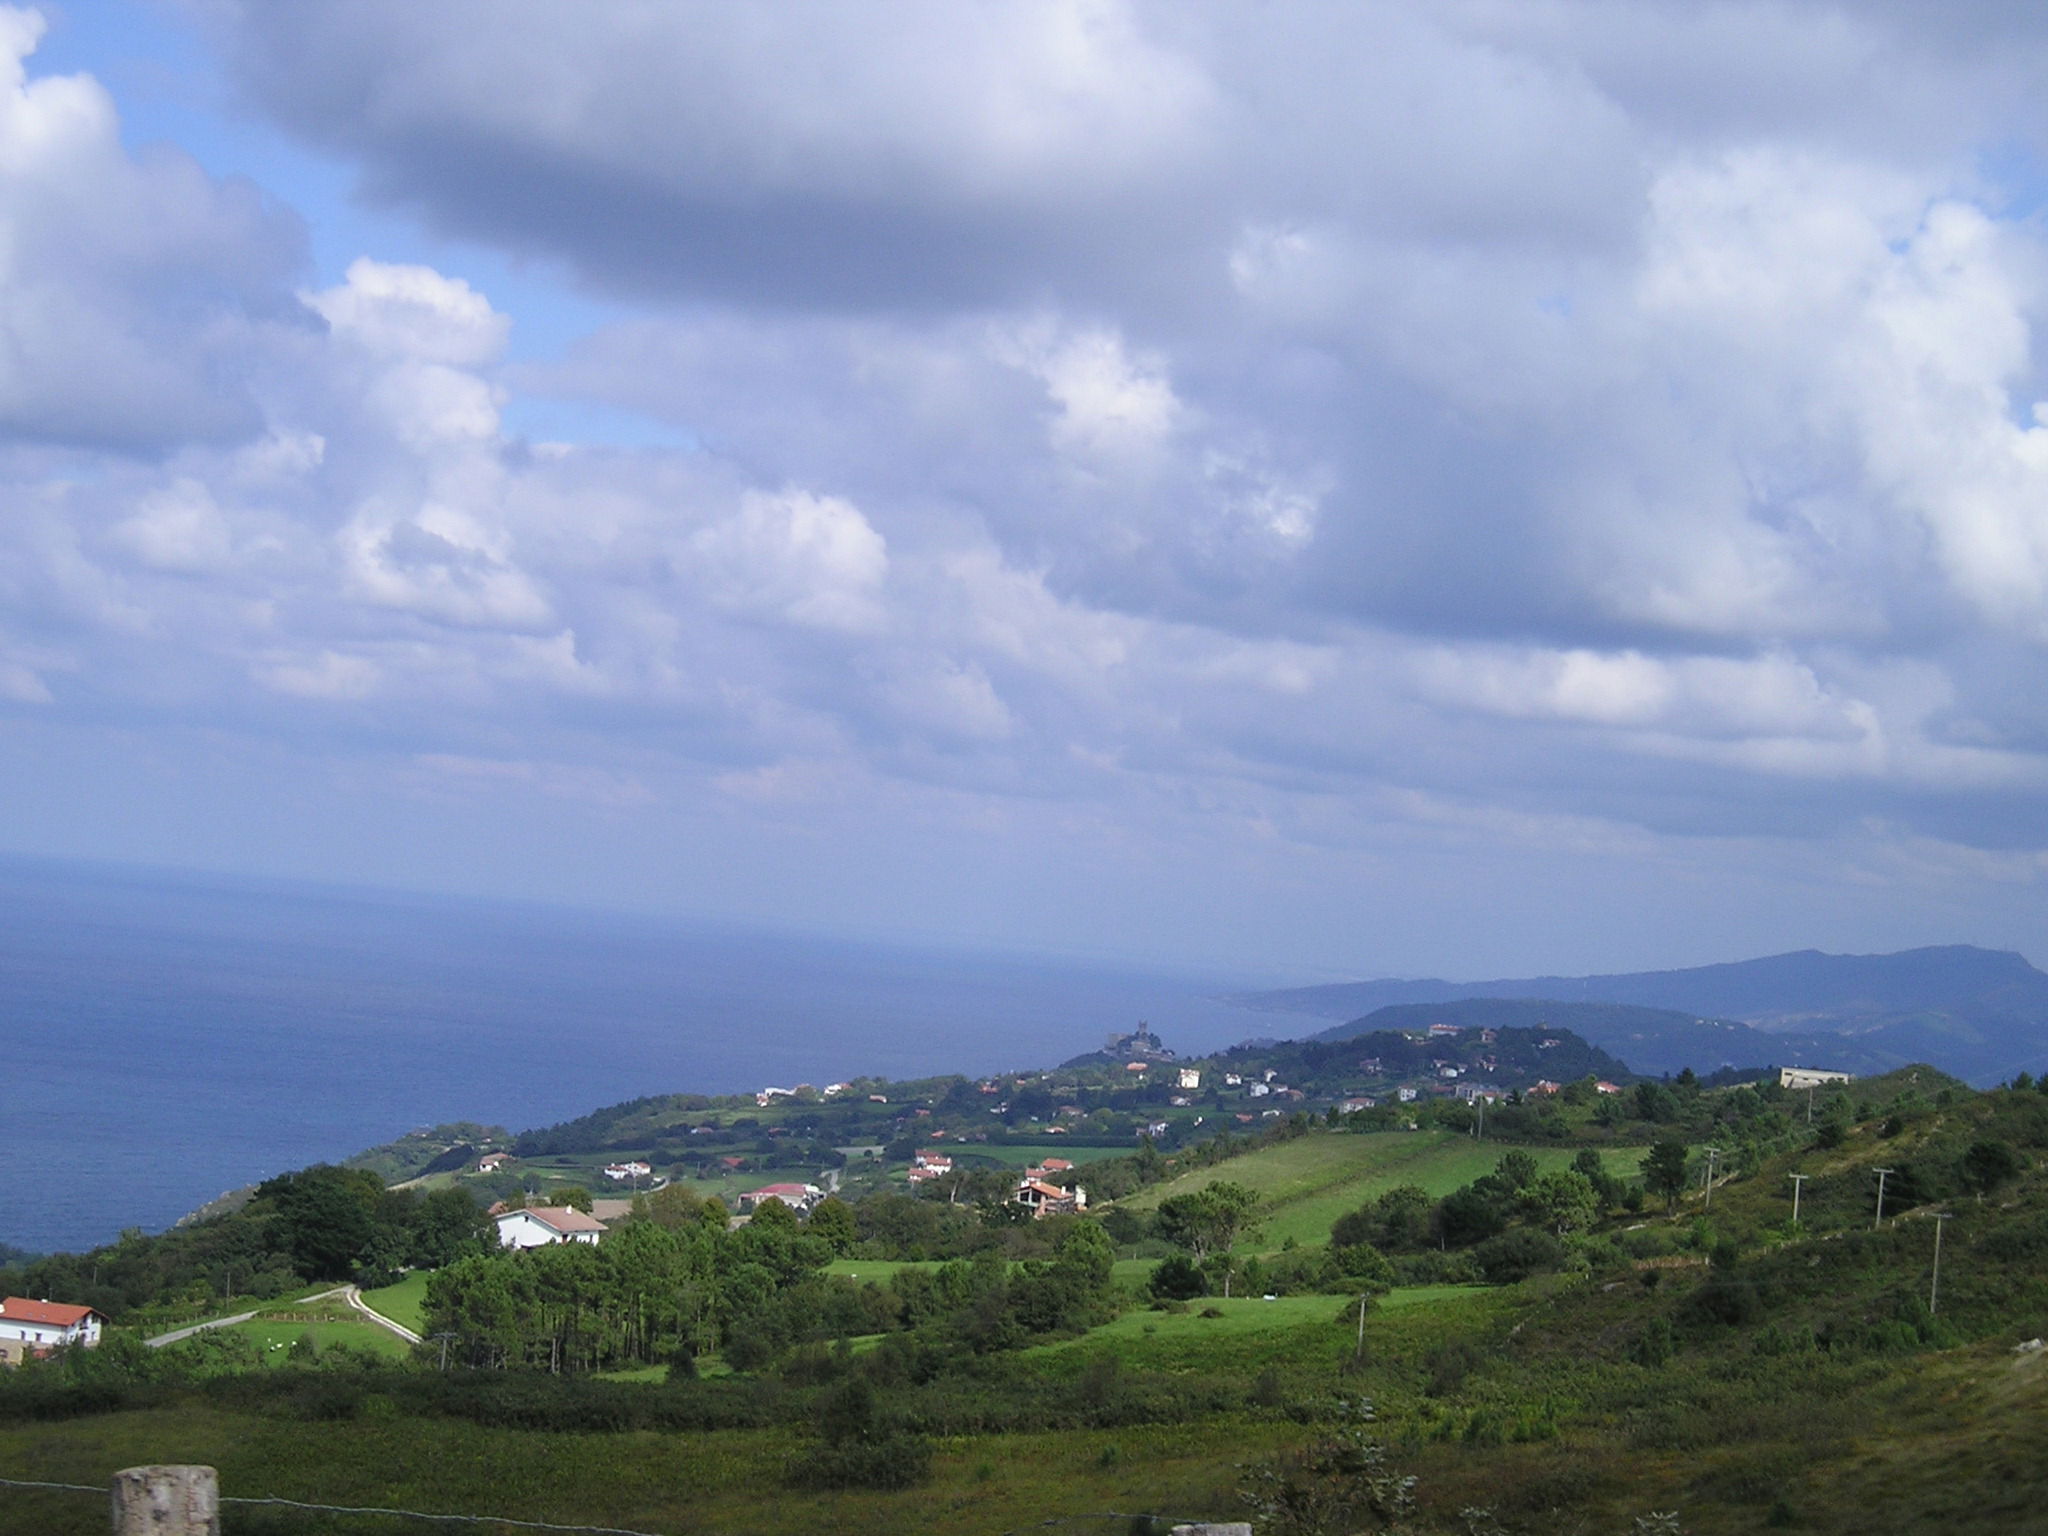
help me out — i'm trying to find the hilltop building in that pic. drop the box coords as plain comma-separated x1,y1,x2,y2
1780,1066,1853,1090
1103,1024,1174,1061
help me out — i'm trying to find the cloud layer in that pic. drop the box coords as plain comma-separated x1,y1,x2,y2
9,3,2048,971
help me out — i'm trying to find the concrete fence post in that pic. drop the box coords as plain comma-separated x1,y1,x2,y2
110,1465,219,1536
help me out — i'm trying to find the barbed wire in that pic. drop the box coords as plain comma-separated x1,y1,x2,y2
0,1476,671,1535
0,1475,1223,1535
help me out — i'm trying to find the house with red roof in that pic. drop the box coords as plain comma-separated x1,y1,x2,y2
494,1206,608,1249
0,1297,105,1359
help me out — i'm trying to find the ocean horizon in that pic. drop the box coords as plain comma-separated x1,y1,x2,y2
3,856,1319,1256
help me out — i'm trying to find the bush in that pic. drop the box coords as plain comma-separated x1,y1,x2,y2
1474,1229,1564,1285
788,1433,934,1490
1148,1254,1206,1301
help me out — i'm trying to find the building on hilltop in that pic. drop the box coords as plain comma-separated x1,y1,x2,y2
1103,1023,1175,1061
1780,1066,1853,1090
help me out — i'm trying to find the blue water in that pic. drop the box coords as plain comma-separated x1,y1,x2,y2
0,857,1313,1255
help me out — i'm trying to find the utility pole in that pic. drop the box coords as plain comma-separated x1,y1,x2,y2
1788,1173,1808,1226
1930,1212,1951,1316
1701,1146,1721,1211
431,1331,457,1372
1356,1292,1369,1361
1873,1168,1895,1229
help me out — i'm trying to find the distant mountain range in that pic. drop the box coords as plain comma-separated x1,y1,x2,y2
1231,946,2048,1086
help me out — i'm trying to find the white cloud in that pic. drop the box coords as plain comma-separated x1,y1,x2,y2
689,488,889,633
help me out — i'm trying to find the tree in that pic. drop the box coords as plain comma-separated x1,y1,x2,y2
1524,1170,1599,1235
1150,1253,1206,1300
644,1183,705,1229
805,1195,857,1253
1961,1139,2023,1195
1156,1181,1259,1261
1493,1150,1540,1192
748,1196,799,1232
1332,1184,1432,1253
257,1165,383,1281
1644,1138,1690,1212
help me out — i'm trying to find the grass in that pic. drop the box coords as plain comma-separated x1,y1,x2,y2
358,1271,431,1334
224,1314,412,1363
1119,1131,1648,1250
929,1144,1125,1169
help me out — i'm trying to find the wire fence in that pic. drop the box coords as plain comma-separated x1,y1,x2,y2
0,1474,1222,1535
0,1475,674,1535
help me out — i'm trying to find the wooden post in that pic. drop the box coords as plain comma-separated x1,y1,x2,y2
110,1465,219,1536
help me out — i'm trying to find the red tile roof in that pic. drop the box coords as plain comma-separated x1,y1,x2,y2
1,1297,97,1327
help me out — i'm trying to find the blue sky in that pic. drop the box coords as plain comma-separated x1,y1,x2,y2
11,0,2048,980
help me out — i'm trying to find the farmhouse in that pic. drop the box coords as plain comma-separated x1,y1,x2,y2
602,1161,652,1182
476,1152,510,1173
0,1297,105,1361
495,1207,607,1249
1012,1178,1087,1217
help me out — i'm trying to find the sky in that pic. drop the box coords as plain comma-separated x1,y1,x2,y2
10,1,2048,981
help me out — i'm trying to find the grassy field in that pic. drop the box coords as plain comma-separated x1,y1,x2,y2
1119,1131,1649,1250
221,1293,413,1364
358,1271,431,1334
931,1144,1127,1169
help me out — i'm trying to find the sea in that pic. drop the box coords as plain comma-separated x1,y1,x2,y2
0,856,1321,1256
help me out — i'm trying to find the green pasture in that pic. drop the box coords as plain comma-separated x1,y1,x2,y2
359,1270,431,1334
824,1258,940,1283
221,1294,412,1364
1023,1283,1504,1379
933,1143,1126,1169
1119,1131,1648,1250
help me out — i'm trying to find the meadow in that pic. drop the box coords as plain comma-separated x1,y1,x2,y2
1120,1131,1647,1250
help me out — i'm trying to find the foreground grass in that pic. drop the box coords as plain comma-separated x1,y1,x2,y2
0,1405,1276,1536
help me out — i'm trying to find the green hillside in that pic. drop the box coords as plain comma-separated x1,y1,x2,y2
1117,1130,1648,1250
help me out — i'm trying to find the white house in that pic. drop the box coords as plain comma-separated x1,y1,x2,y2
0,1297,105,1354
1177,1068,1202,1090
1780,1066,1853,1090
495,1206,607,1249
736,1182,823,1214
602,1161,652,1182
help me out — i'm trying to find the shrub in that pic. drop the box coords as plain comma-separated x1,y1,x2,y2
1149,1254,1206,1301
1474,1229,1564,1285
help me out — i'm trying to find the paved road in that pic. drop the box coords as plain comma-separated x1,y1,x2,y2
347,1285,422,1344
